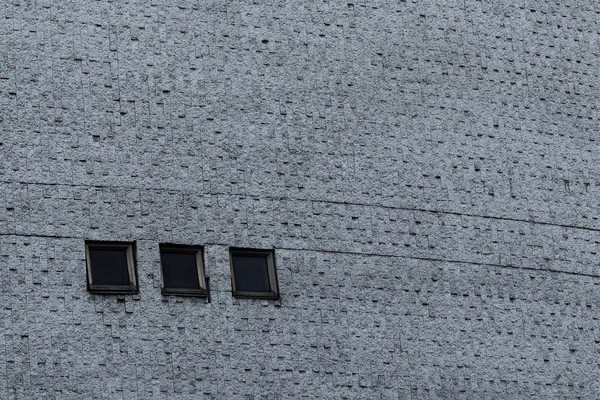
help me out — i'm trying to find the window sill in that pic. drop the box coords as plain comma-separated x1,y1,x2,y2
232,290,279,300
88,285,138,294
161,288,208,297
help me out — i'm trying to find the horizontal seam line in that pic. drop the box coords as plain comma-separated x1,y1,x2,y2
2,180,599,232
276,246,600,279
1,234,598,279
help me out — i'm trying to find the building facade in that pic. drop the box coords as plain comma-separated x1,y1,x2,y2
1,0,599,398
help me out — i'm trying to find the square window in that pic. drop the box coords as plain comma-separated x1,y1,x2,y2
86,241,137,294
230,248,278,299
160,244,207,296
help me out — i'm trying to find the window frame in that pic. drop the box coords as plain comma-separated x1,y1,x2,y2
229,248,279,299
159,244,208,297
85,241,138,294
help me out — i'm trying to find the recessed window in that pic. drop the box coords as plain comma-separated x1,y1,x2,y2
85,241,137,293
160,244,207,296
229,248,278,299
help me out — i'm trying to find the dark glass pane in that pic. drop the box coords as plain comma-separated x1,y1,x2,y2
89,248,131,286
161,252,200,290
232,255,270,292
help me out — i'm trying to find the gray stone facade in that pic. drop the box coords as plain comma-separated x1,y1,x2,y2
1,0,599,398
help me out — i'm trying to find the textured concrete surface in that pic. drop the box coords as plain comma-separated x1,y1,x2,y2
1,0,600,398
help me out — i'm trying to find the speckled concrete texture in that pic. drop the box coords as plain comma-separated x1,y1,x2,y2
1,0,600,398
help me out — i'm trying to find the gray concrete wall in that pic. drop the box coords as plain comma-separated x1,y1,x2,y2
1,0,599,398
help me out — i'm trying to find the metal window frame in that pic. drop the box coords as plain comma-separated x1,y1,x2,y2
159,244,208,297
229,248,279,299
85,241,138,294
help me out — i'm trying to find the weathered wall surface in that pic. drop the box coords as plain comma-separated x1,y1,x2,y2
1,0,600,398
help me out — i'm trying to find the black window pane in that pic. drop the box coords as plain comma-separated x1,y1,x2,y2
89,248,131,286
232,255,270,292
161,252,200,290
